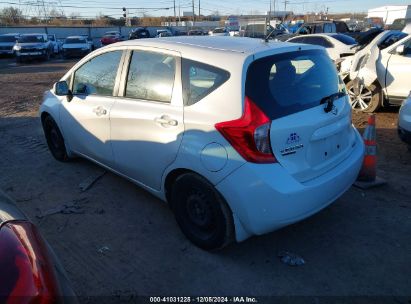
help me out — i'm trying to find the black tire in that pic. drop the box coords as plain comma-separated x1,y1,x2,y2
347,81,382,113
16,56,22,63
42,115,70,162
170,173,234,250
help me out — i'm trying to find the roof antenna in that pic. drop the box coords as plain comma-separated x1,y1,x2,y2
264,12,275,42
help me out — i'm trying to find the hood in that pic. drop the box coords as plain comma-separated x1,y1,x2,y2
17,42,46,48
0,190,26,226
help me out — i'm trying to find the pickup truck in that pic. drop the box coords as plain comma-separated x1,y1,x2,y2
13,33,53,62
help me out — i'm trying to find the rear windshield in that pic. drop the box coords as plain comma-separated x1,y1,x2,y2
246,49,342,120
332,34,357,45
0,36,16,42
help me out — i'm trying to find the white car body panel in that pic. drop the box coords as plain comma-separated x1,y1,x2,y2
349,31,411,100
287,33,356,61
40,37,364,242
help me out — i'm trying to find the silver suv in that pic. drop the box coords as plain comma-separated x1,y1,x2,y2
40,37,364,250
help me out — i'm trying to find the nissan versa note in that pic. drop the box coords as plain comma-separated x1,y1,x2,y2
40,37,364,250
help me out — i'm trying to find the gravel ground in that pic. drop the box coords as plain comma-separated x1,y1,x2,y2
0,57,410,303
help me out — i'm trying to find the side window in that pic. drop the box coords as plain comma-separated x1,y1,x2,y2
72,50,122,96
403,38,411,56
319,37,333,48
323,23,332,33
125,51,176,103
182,59,230,106
289,37,305,43
314,24,323,33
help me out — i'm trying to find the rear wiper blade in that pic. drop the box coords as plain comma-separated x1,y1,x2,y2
320,92,347,113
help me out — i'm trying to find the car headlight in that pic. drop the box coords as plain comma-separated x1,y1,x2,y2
13,45,21,51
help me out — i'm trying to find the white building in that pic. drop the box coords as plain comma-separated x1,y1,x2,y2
368,5,411,25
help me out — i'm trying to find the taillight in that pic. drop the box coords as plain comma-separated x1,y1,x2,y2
0,221,60,303
215,96,276,163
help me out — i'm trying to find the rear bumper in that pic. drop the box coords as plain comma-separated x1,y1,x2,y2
216,128,364,242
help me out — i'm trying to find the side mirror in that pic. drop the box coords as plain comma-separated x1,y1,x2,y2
54,81,72,98
396,45,405,55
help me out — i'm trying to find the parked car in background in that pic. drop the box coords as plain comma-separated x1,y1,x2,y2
347,31,410,112
244,23,288,39
277,20,351,41
62,36,92,58
47,34,61,54
287,33,357,61
398,93,411,149
0,33,19,56
100,31,124,46
209,27,230,36
40,36,363,250
0,190,76,302
156,29,173,38
188,29,206,36
389,18,411,31
13,33,53,62
79,35,95,51
129,27,150,39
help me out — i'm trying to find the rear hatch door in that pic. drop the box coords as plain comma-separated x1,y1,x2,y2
246,49,357,182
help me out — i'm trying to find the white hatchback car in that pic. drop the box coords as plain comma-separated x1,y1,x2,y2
40,37,364,250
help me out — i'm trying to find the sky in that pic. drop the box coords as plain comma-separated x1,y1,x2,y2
0,0,410,19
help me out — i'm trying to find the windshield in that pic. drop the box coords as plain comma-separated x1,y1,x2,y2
379,32,408,49
246,49,342,119
213,28,226,33
18,35,44,43
65,38,86,44
333,34,357,45
0,36,16,42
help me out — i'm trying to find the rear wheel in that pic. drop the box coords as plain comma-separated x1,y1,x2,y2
170,173,234,250
42,115,70,162
347,81,382,113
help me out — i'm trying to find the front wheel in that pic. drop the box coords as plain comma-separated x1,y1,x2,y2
42,115,70,162
170,173,234,250
347,81,382,113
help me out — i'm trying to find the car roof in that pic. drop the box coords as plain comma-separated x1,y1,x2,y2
114,36,319,55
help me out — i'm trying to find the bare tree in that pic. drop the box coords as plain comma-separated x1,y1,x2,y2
0,6,24,24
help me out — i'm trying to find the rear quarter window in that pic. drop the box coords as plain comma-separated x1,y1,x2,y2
182,59,230,106
246,50,342,120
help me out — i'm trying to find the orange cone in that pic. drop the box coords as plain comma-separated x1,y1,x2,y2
354,114,386,189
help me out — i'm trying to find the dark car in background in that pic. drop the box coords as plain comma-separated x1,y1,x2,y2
0,33,19,56
0,190,76,302
188,29,206,36
14,33,53,62
129,27,151,39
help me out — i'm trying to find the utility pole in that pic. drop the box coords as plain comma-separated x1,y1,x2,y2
174,0,176,23
192,0,195,25
198,0,200,20
283,0,289,22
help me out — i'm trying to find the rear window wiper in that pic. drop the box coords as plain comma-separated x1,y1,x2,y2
320,92,346,113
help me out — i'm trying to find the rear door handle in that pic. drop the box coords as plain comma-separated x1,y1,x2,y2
93,106,107,116
155,115,178,127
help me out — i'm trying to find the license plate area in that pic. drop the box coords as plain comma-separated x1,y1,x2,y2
307,130,349,167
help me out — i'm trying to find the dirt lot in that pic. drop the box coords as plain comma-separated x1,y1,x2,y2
0,57,410,303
